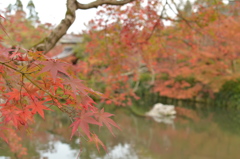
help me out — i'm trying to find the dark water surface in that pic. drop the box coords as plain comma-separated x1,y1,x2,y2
1,105,240,159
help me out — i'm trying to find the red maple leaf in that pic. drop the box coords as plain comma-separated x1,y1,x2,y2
39,60,69,82
5,88,21,101
1,106,21,128
27,100,52,119
18,108,34,125
90,133,107,152
70,110,101,139
94,108,120,136
9,52,29,61
23,83,39,99
64,78,88,96
80,95,96,110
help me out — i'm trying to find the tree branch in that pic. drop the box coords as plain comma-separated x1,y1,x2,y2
34,0,77,53
76,0,135,9
33,0,135,54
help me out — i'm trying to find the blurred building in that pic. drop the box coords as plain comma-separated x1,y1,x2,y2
52,34,83,59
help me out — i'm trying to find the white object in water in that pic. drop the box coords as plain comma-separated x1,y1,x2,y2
145,103,176,117
145,103,176,128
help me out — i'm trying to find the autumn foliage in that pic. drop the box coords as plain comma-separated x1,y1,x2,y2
1,0,240,157
0,10,51,48
77,0,240,103
0,16,119,157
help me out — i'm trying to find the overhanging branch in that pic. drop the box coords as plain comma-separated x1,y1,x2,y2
34,0,77,53
76,0,135,10
33,0,135,54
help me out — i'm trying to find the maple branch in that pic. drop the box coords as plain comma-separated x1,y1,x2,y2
33,0,135,54
33,0,77,53
0,62,22,74
23,75,53,98
76,0,135,9
0,61,38,75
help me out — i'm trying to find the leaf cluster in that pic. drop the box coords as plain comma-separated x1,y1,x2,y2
0,18,119,156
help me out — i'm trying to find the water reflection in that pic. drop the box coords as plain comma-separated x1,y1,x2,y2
93,143,138,159
39,140,78,159
1,105,240,159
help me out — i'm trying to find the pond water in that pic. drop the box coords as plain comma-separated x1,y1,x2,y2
1,105,240,159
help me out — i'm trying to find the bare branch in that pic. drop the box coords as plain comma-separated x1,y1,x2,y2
76,0,135,10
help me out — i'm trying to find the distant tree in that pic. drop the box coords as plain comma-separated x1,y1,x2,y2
27,0,39,21
14,0,23,11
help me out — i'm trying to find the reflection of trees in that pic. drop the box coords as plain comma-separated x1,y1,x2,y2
113,113,172,158
178,103,240,136
211,108,240,135
128,102,240,159
4,106,240,159
0,130,40,158
7,111,76,158
144,105,240,159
